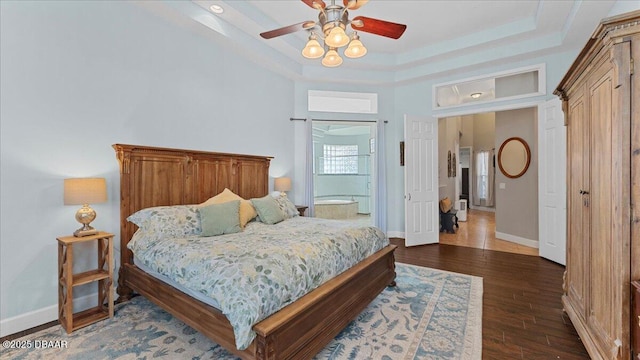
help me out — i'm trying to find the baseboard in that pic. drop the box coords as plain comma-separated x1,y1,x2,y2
0,292,107,338
495,232,539,248
387,231,405,239
469,205,495,212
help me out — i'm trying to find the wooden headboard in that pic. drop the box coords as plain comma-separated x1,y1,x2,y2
113,144,272,268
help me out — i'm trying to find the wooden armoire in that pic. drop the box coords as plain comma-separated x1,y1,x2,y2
554,10,640,360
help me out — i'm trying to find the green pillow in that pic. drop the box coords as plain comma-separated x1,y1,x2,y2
251,195,285,225
199,200,241,237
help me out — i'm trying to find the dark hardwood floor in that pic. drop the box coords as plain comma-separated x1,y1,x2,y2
390,238,590,359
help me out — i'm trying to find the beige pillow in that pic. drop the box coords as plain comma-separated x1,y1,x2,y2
200,188,257,227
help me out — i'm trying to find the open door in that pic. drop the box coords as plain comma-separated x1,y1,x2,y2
404,114,439,246
538,99,566,264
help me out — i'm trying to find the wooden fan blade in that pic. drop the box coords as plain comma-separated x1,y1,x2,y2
260,21,315,39
343,0,368,10
301,0,326,10
351,16,406,39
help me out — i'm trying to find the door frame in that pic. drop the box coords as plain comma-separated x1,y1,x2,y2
310,119,377,222
432,99,553,253
459,146,473,208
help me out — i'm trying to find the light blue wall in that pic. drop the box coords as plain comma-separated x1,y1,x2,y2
294,50,578,234
0,1,294,328
390,51,577,233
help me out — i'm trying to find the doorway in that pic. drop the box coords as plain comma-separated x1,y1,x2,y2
311,120,375,226
436,107,539,249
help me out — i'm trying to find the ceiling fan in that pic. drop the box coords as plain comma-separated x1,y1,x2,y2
260,0,407,67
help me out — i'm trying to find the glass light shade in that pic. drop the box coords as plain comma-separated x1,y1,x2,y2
325,26,349,48
321,49,343,67
344,38,367,58
302,38,325,59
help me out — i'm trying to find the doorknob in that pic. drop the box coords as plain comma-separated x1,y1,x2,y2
407,193,411,201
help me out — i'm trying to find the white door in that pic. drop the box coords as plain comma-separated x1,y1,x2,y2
404,114,439,246
538,99,567,265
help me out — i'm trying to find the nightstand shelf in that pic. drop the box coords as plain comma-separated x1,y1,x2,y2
57,231,114,333
72,269,111,286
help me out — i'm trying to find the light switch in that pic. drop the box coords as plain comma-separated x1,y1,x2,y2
499,183,506,189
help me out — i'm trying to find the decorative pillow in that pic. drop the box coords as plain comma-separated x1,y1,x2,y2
273,194,299,219
199,200,242,237
251,195,285,225
200,188,257,228
127,205,201,238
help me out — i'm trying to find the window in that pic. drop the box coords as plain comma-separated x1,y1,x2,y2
476,151,489,200
322,145,358,174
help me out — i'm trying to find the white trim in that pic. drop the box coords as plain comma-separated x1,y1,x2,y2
308,90,378,114
0,292,113,337
387,231,405,239
432,63,546,110
470,205,495,213
495,231,539,249
433,99,544,118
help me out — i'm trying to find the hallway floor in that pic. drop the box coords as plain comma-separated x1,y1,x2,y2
439,209,539,256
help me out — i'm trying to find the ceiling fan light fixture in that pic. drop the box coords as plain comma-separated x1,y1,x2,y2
325,25,350,48
259,0,407,68
344,33,367,58
321,48,343,67
302,35,325,59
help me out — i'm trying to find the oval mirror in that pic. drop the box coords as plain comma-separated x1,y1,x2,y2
498,137,531,178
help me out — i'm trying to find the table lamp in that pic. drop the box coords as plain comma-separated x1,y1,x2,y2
274,177,291,196
64,178,107,237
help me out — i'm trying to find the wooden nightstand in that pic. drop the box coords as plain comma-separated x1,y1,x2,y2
57,231,114,333
296,205,308,217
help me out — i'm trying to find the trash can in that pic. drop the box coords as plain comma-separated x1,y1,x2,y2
457,199,467,222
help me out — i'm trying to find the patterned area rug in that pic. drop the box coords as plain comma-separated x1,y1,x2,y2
2,263,482,360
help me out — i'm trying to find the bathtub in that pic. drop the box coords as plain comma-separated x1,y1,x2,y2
314,199,359,219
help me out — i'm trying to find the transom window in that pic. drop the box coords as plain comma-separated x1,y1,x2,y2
322,145,358,174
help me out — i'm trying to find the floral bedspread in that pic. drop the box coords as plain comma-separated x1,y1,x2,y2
128,216,389,350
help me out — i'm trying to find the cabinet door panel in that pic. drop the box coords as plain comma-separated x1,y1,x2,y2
588,67,616,351
567,92,588,320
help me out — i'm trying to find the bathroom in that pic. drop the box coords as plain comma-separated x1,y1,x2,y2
312,122,374,223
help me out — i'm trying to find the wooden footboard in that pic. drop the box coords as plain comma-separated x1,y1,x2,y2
122,244,396,360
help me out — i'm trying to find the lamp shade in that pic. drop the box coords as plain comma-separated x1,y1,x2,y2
344,36,367,58
274,177,292,192
302,36,325,59
64,178,107,205
325,26,349,48
322,48,343,67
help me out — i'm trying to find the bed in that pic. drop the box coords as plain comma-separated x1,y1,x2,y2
113,144,397,360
